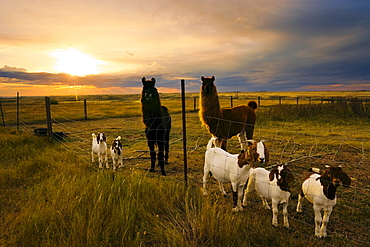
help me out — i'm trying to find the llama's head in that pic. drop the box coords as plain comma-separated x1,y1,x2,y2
201,76,216,94
141,77,158,102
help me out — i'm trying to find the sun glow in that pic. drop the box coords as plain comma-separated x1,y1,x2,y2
51,48,103,76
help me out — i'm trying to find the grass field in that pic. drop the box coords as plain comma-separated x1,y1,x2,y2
1,91,370,246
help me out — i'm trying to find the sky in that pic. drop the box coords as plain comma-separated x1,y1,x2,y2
1,0,370,96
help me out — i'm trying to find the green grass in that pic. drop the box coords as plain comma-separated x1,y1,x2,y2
1,92,370,246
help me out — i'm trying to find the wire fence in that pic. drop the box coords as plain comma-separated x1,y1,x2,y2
1,94,370,245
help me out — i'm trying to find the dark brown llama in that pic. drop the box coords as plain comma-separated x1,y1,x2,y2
199,76,257,151
141,77,171,176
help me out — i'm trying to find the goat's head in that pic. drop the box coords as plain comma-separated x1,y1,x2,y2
319,165,351,188
249,140,269,164
269,164,294,191
111,136,122,155
237,145,258,168
200,76,216,94
96,132,106,144
141,77,158,102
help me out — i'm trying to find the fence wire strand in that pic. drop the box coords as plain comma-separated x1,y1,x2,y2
2,98,370,246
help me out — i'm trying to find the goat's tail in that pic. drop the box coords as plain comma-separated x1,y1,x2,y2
116,136,121,141
207,136,218,151
92,133,96,139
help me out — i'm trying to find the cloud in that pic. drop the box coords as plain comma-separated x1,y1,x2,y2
1,0,370,95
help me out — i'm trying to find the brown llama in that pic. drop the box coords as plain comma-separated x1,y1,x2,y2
141,77,171,176
199,76,257,151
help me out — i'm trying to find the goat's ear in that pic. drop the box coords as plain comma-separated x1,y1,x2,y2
287,172,294,184
151,78,156,84
269,169,276,181
201,76,204,81
341,171,352,187
237,152,246,168
319,169,331,187
142,77,146,84
211,76,215,81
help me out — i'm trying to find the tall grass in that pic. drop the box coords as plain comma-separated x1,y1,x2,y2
1,132,350,247
257,100,370,125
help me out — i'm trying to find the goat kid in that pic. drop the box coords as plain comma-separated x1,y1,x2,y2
91,133,108,169
110,136,123,170
243,164,294,227
296,165,351,238
203,137,258,212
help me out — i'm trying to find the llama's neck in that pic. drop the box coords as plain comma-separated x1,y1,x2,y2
199,91,222,119
141,98,163,129
142,103,162,118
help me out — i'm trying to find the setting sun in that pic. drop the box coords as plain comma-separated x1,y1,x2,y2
51,48,103,76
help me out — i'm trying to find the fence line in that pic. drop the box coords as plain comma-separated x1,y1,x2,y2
2,93,370,126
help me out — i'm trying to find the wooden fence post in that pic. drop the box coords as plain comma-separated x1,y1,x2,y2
279,97,282,105
84,99,88,120
45,97,53,140
181,79,188,186
296,97,299,105
258,96,261,107
230,96,233,107
193,97,197,112
0,101,5,127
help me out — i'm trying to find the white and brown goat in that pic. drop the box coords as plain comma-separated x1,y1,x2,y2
203,137,258,212
91,133,108,169
110,136,123,170
296,165,351,238
242,164,294,227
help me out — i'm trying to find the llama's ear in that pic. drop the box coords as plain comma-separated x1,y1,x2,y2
201,76,204,81
151,78,156,84
211,76,215,81
142,77,146,84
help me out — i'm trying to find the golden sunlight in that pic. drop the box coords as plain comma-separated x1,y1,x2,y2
51,48,103,76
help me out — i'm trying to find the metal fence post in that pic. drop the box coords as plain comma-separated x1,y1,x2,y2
181,79,188,186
